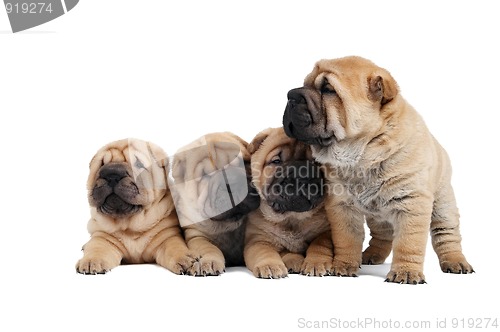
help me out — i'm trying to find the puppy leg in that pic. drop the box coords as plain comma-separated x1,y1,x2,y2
328,201,364,277
244,241,288,279
431,185,473,274
301,231,334,277
185,235,225,276
281,251,304,274
386,197,432,284
76,236,123,274
362,218,393,265
155,234,198,275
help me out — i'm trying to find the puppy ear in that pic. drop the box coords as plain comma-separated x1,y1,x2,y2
87,151,104,190
248,128,272,154
368,73,399,105
228,133,252,161
170,156,185,182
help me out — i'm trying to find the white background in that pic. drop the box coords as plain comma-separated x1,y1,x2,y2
1,1,499,331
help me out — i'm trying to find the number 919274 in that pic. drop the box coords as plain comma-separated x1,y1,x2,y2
5,2,53,14
451,318,499,329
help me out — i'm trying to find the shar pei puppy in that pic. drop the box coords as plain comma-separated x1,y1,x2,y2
170,132,260,276
283,55,473,284
244,127,333,278
76,138,196,275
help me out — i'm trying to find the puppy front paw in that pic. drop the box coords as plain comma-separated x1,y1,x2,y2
300,256,333,277
253,262,288,279
185,256,225,276
331,258,360,277
440,258,474,274
76,256,117,275
282,253,304,274
385,268,426,285
166,253,201,275
438,252,474,274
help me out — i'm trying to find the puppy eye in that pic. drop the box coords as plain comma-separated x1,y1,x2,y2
134,157,146,170
321,80,336,94
270,156,281,164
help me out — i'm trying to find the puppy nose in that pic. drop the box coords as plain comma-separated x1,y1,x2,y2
287,88,307,105
285,88,312,128
99,163,128,187
102,173,124,187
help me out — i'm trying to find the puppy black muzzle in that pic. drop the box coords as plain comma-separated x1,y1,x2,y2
98,163,129,187
266,160,325,213
283,87,334,147
91,162,142,217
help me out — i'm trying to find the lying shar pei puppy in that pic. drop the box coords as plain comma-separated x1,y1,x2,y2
170,132,260,275
76,138,196,275
283,56,473,284
244,127,333,278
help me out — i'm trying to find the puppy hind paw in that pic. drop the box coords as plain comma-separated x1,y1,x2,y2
362,248,388,265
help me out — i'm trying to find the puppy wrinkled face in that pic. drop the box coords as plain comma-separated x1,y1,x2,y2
283,56,398,150
170,137,260,226
88,139,167,218
259,145,325,214
283,84,337,147
251,128,325,219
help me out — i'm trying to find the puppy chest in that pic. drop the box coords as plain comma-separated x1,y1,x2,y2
328,177,389,216
329,175,417,221
270,221,329,254
272,229,308,253
116,233,153,263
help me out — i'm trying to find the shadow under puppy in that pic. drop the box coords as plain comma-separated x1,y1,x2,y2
76,138,196,275
170,132,260,275
244,127,333,278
